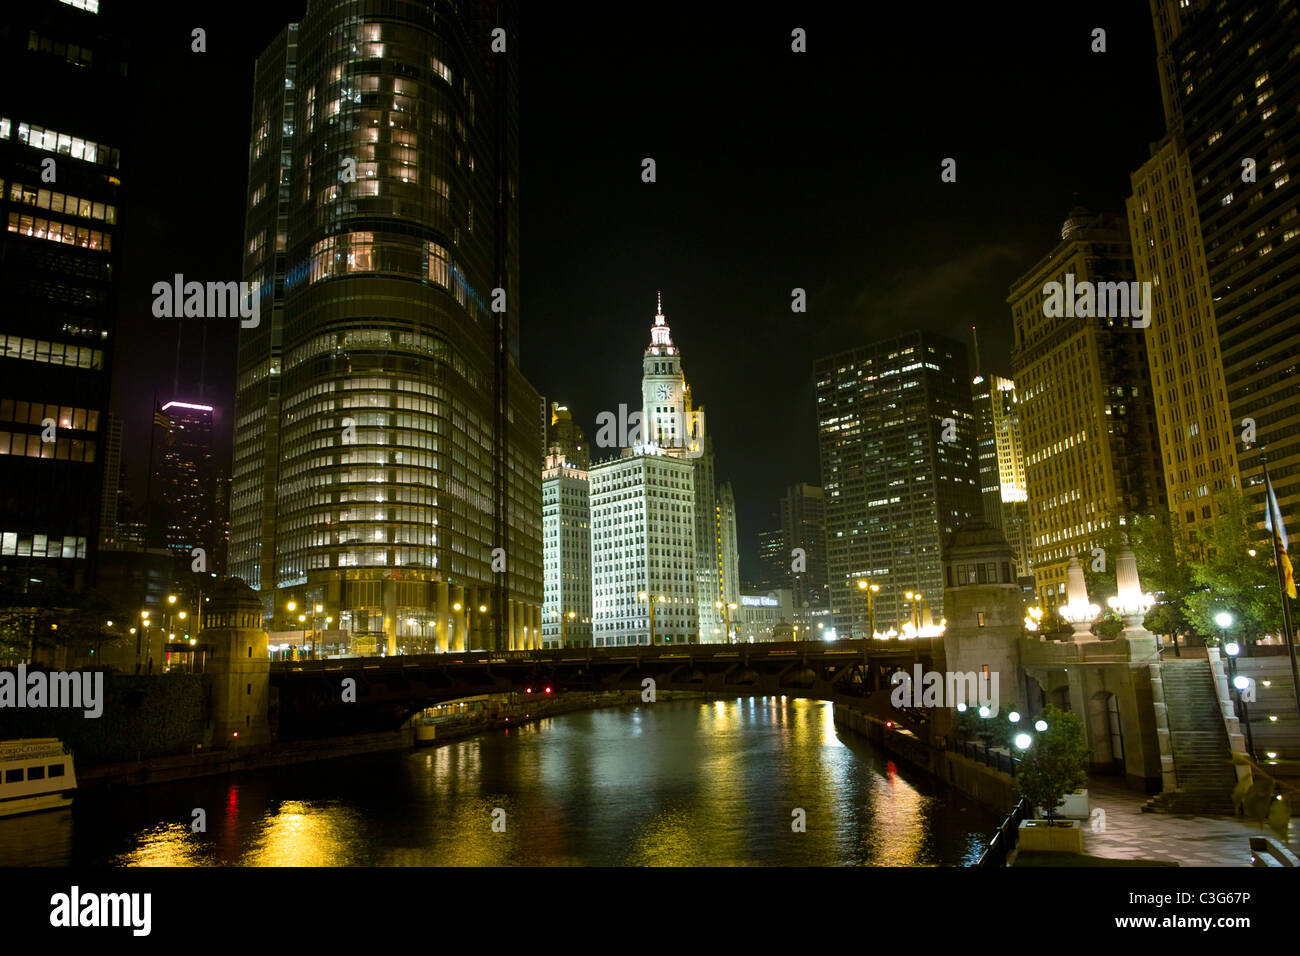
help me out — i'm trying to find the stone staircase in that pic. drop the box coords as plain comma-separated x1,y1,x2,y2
1147,661,1238,815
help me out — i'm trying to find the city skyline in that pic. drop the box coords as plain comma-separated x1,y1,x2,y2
103,1,1165,585
4,0,1300,890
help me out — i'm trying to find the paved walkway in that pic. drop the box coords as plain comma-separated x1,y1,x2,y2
1081,775,1293,866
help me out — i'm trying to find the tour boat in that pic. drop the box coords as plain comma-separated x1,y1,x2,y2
0,738,76,817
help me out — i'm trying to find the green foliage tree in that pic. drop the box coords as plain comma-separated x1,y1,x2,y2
1131,510,1196,642
1182,489,1284,648
1015,705,1088,822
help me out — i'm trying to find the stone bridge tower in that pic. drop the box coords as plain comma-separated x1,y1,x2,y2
941,521,1025,715
198,577,271,747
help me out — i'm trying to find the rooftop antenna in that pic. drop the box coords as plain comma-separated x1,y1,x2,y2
970,324,982,374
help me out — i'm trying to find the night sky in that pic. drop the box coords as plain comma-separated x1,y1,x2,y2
110,1,1163,582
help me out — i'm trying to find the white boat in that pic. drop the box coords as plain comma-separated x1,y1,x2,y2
0,738,76,817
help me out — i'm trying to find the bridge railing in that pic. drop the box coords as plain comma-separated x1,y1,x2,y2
947,736,1020,777
975,798,1029,867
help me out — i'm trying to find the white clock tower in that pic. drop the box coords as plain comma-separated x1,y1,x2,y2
641,293,703,454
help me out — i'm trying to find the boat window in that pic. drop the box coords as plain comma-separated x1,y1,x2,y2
4,768,21,783
48,764,65,777
28,765,45,780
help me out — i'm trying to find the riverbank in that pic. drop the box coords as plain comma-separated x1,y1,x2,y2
832,698,1018,816
77,689,708,790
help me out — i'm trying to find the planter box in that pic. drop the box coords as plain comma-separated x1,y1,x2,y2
1049,788,1089,820
1018,819,1085,854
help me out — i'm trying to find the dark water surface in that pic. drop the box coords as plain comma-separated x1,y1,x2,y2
2,697,997,866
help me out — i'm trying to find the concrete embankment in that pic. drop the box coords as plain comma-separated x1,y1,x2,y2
78,689,704,790
832,698,1017,816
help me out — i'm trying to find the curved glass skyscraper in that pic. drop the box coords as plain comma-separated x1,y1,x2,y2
232,0,542,655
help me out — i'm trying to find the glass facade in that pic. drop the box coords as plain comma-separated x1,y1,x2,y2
0,0,127,592
232,1,541,655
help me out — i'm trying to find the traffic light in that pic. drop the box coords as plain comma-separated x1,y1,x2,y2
544,686,552,694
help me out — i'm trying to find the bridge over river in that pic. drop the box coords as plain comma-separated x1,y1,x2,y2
269,638,942,739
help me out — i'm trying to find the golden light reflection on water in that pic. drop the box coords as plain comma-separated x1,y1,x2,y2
78,697,988,867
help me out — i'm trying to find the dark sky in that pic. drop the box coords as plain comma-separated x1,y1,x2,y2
110,1,1164,582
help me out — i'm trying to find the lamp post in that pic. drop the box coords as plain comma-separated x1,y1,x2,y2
1221,638,1255,760
857,580,880,638
714,601,737,644
453,602,487,652
905,590,922,632
639,591,665,646
137,609,149,672
560,610,576,649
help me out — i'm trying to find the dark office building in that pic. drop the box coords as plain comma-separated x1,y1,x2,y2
231,1,543,654
756,526,786,592
780,482,829,615
151,400,217,566
0,0,127,590
1172,1,1300,519
815,331,980,635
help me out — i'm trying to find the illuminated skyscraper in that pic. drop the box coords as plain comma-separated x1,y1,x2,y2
0,0,126,588
1127,1,1240,550
970,373,1032,577
1009,209,1165,608
816,331,980,635
542,444,591,648
1167,0,1300,523
153,400,216,563
231,1,542,654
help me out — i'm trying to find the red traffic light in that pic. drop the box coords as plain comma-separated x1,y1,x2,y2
544,686,552,694
525,687,532,694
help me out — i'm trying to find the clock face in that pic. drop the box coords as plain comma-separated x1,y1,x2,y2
655,384,671,401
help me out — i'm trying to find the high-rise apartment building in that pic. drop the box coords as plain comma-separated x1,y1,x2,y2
1171,0,1300,522
815,331,980,635
971,373,1033,577
231,1,543,655
0,0,127,589
1009,209,1165,607
542,450,591,648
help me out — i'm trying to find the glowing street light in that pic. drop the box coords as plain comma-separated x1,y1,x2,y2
857,579,880,637
638,591,666,645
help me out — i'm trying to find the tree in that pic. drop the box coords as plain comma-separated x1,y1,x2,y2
1131,510,1196,642
1183,488,1284,648
1015,705,1088,822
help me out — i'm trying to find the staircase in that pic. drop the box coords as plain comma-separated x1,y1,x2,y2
1148,661,1238,814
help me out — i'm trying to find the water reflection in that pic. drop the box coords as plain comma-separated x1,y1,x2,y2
10,698,993,867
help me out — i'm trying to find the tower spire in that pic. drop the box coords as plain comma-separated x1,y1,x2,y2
656,290,663,321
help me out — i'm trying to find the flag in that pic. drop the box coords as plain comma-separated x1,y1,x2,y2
1265,473,1296,599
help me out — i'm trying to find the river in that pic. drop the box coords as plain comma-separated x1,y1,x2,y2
2,697,996,866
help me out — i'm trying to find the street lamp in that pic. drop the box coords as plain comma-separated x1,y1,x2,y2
905,591,923,632
561,610,576,649
857,580,880,637
453,602,488,652
1223,640,1255,760
638,592,666,645
714,600,737,644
